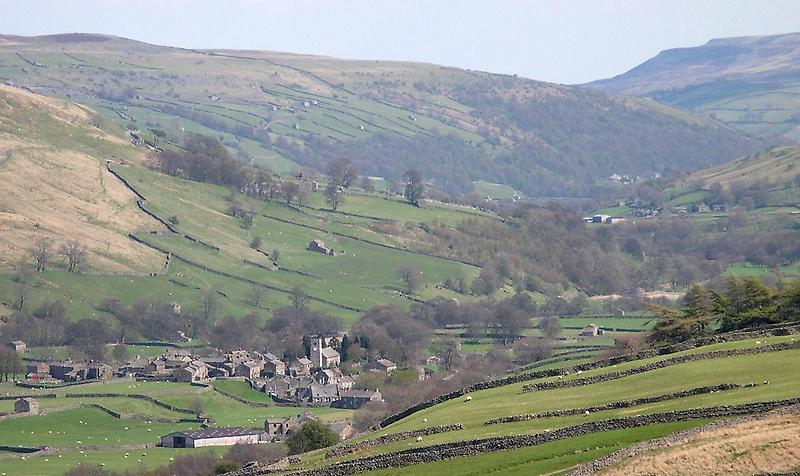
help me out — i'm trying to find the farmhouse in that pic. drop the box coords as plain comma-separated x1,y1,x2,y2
87,363,114,380
14,397,38,414
49,361,87,382
236,360,263,380
334,389,383,409
160,427,263,448
7,340,26,353
174,360,208,382
329,421,355,440
372,358,397,374
290,357,313,376
297,383,340,404
26,362,50,380
263,357,286,377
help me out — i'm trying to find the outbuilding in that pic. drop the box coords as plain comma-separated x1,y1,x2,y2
14,397,39,414
160,427,263,448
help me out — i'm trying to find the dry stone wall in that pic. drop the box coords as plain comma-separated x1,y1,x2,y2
273,399,800,476
378,324,800,428
325,425,463,459
485,383,740,425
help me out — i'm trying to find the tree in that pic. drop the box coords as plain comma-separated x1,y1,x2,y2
403,169,425,207
111,343,129,364
31,238,51,272
271,249,281,264
201,289,219,325
290,287,310,310
361,176,375,192
250,235,262,249
13,263,33,311
59,240,87,273
168,215,180,226
286,421,339,454
513,337,553,364
539,316,562,339
250,284,265,308
281,182,304,205
324,181,343,211
397,264,421,294
326,157,358,188
339,334,351,361
435,338,463,371
0,347,23,382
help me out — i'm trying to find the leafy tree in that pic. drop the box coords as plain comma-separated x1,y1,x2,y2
339,334,351,361
286,421,339,454
403,169,425,207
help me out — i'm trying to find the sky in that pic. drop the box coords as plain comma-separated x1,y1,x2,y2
1,0,799,84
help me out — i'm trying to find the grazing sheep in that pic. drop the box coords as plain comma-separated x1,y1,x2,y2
584,411,590,416
416,436,423,442
464,395,473,402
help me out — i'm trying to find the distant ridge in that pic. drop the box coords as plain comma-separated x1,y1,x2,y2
586,32,800,141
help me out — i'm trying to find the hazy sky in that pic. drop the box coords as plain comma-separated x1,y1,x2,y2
2,0,799,84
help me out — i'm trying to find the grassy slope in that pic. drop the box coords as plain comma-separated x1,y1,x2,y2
0,34,763,195
0,84,507,322
0,84,165,272
286,334,799,474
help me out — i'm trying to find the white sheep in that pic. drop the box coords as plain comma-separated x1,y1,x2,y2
584,411,590,416
464,395,473,402
416,436,423,442
422,418,428,423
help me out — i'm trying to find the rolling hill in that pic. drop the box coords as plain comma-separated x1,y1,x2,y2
586,32,800,141
0,84,165,272
0,83,498,323
0,33,766,197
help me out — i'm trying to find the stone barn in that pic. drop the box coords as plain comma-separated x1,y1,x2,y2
14,397,39,414
308,239,335,256
160,427,263,448
8,341,26,354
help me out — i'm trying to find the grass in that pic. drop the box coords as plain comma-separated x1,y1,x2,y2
0,446,224,476
288,335,799,474
210,379,274,404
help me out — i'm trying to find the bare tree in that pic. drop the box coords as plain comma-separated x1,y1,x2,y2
31,238,52,272
60,240,87,273
324,181,343,211
397,264,421,294
250,284,265,308
14,263,33,311
201,289,219,326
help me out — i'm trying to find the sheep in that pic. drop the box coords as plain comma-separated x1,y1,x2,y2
464,395,473,402
584,411,590,416
416,436,423,442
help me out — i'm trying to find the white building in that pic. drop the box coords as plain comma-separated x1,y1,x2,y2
160,427,263,448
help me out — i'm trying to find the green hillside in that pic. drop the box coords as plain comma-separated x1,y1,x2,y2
262,329,800,475
0,33,765,197
586,32,800,141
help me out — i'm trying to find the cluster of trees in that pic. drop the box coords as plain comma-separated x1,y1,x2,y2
649,277,800,344
408,203,799,297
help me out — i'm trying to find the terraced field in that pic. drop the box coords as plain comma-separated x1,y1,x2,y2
251,328,800,476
